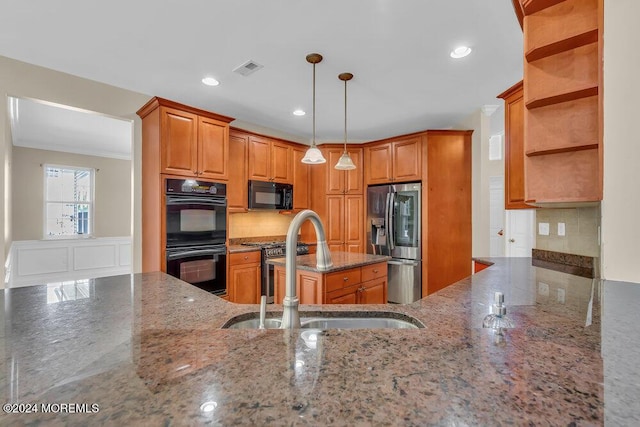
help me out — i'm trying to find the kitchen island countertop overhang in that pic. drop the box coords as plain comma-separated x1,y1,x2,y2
1,258,638,425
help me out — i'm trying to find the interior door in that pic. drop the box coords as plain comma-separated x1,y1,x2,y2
505,209,535,257
489,176,505,257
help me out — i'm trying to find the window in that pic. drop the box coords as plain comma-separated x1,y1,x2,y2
44,165,94,238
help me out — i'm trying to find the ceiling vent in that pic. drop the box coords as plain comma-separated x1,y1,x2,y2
233,60,264,76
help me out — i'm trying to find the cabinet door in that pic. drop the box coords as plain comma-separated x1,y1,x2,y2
365,143,393,184
161,107,198,177
326,147,346,194
228,132,248,211
248,136,271,181
392,137,421,182
345,148,363,194
326,195,345,252
271,140,291,183
358,277,387,304
197,116,228,179
499,82,531,209
274,266,286,304
228,263,261,304
344,195,364,253
292,147,310,209
298,271,323,304
325,285,359,304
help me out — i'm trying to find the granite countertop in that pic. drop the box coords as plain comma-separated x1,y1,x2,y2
227,244,261,254
267,251,391,273
1,259,638,425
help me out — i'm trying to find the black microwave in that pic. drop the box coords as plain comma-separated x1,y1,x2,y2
248,180,293,210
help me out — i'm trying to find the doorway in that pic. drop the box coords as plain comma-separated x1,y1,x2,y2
505,209,535,257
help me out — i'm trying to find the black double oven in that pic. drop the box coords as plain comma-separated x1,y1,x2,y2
164,178,227,295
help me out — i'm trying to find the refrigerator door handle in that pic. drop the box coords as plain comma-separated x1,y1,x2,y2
387,259,420,266
387,190,396,250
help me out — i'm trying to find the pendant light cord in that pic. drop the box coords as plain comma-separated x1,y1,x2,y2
312,62,316,148
343,78,348,154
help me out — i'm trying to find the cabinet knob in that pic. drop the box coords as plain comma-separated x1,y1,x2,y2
343,277,349,281
244,255,249,260
373,269,378,273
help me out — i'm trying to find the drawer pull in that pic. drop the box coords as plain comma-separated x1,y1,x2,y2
244,256,249,260
372,269,378,273
343,277,349,281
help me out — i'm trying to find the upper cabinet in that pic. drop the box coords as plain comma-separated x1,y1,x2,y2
248,135,292,183
292,146,310,210
228,129,249,212
522,0,603,205
498,81,534,209
325,146,363,194
137,97,233,181
365,136,421,185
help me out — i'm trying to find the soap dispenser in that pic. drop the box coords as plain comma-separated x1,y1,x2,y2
482,291,514,329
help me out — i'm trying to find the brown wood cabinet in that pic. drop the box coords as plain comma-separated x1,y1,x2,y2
274,261,387,304
228,129,249,212
498,81,533,209
326,195,364,253
155,104,230,180
137,97,234,272
424,131,472,296
325,147,363,194
227,251,261,304
365,136,422,184
292,146,310,210
248,135,291,183
522,0,602,204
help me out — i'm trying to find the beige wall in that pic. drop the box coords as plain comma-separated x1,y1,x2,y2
229,211,295,239
457,109,491,257
602,0,640,282
11,147,131,240
0,55,150,283
535,207,600,258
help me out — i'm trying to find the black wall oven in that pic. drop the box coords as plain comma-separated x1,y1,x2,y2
165,178,227,295
166,245,227,295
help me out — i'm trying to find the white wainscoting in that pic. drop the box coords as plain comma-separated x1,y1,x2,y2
6,237,132,288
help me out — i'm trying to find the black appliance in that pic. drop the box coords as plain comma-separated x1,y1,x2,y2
165,178,227,295
165,179,227,247
248,180,293,210
166,245,227,296
241,241,309,303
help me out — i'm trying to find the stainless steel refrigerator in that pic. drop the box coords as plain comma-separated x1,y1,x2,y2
367,182,422,304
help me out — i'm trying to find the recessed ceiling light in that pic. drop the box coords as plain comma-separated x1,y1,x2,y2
201,77,220,86
293,109,306,116
450,46,472,59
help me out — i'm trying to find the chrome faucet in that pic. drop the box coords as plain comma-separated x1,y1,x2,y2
281,209,333,329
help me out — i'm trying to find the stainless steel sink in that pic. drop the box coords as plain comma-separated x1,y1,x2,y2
224,318,282,329
300,317,418,329
222,313,422,329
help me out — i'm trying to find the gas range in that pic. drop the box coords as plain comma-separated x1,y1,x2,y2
240,240,309,303
241,241,309,258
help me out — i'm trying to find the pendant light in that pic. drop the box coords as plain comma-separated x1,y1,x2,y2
301,53,326,164
334,72,356,170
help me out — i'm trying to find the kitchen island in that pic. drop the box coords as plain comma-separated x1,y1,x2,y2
269,252,391,305
1,259,638,425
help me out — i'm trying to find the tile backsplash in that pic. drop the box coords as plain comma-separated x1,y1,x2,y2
535,206,600,257
229,211,294,238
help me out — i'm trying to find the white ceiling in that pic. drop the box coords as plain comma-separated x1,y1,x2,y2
0,0,523,145
8,97,133,160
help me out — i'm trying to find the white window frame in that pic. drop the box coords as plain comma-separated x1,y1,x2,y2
43,164,95,239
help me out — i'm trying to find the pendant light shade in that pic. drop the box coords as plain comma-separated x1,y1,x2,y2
302,53,326,164
334,72,356,170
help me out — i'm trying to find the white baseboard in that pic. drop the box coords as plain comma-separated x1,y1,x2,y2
6,237,132,288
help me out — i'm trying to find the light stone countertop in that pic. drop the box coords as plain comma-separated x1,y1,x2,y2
1,258,638,426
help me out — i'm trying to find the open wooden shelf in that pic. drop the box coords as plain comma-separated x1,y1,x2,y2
522,0,567,15
526,85,597,109
525,29,598,62
526,143,598,157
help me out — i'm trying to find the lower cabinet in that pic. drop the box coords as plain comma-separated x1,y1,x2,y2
227,251,261,304
273,262,387,304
